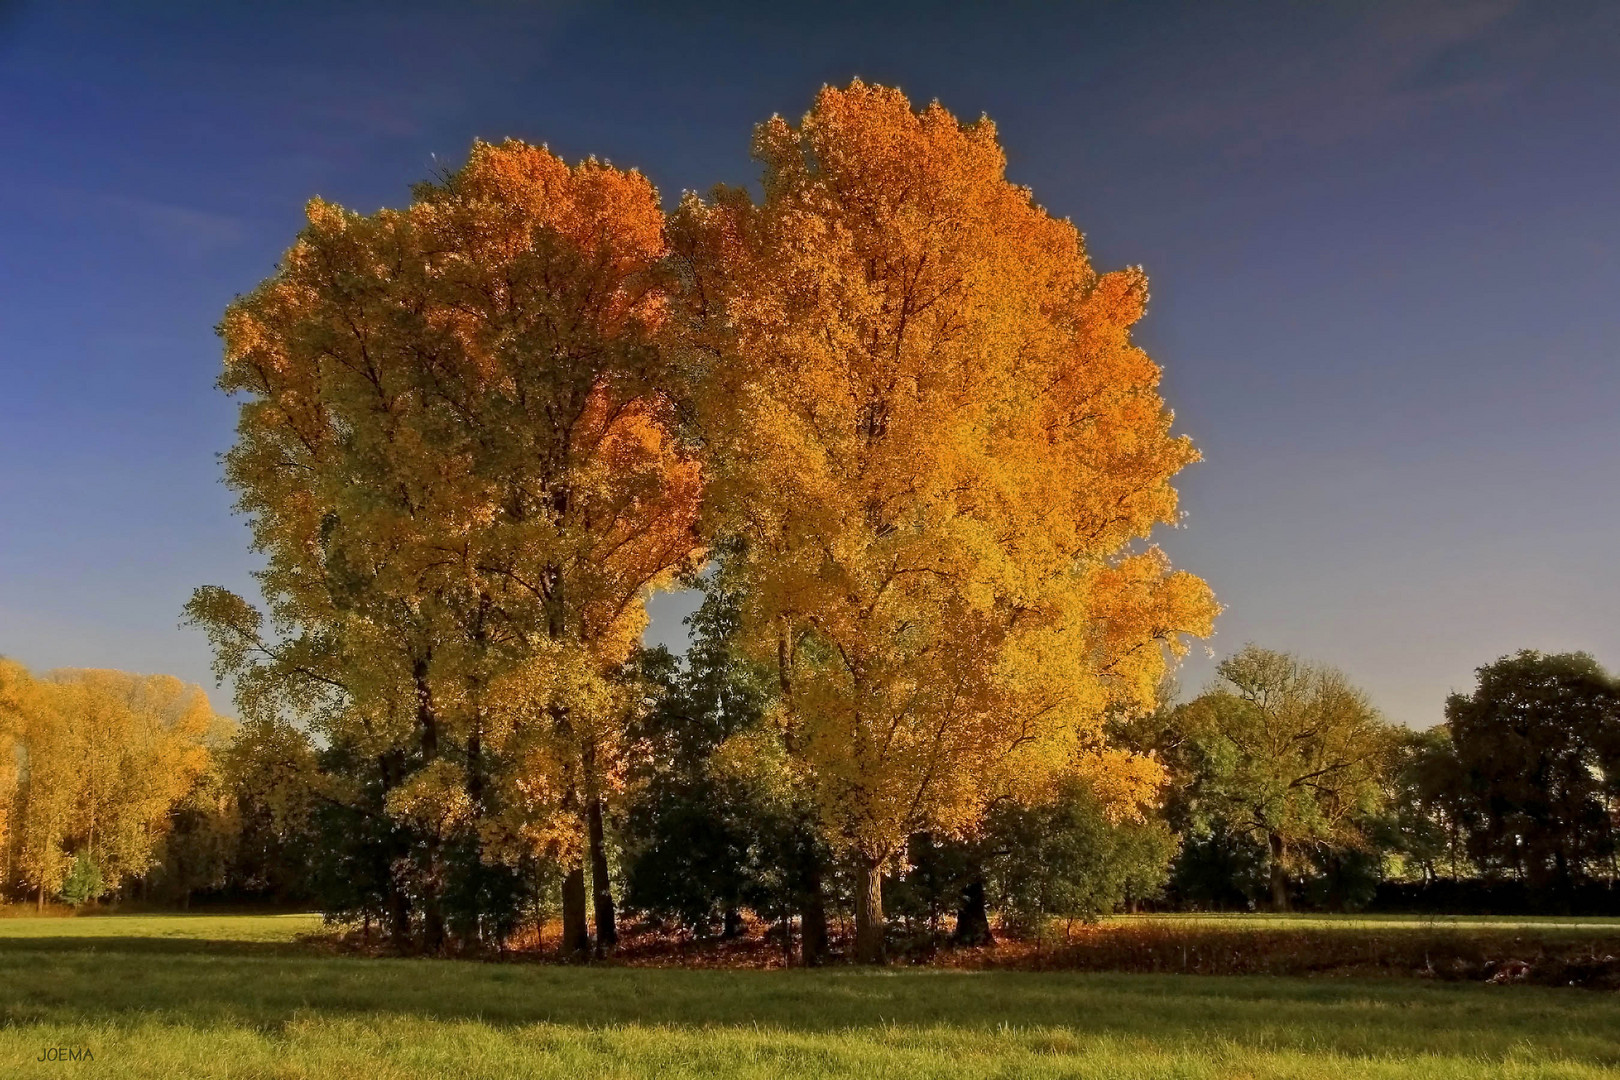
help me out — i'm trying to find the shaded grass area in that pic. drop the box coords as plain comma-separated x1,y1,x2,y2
1111,914,1620,933
956,914,1620,986
2,915,1620,1077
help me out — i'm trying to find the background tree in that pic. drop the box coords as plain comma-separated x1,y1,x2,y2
983,776,1177,934
55,671,219,894
1,664,221,908
59,854,103,908
620,567,833,962
1175,646,1395,911
151,764,239,908
621,577,766,937
1385,725,1474,884
220,718,320,903
674,80,1216,962
1113,686,1269,910
0,659,27,892
188,139,703,953
1437,651,1620,890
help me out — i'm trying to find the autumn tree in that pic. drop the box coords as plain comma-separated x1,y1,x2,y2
1175,645,1395,911
56,671,219,892
0,664,220,908
673,82,1217,961
6,669,86,908
0,659,31,896
188,139,703,953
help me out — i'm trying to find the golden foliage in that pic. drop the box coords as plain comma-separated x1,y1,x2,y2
192,140,704,865
0,661,223,902
675,81,1218,864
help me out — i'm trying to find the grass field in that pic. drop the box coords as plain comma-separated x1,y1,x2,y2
2,913,1619,1078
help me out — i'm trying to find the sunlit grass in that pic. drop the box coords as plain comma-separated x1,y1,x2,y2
1,913,1617,1078
0,911,323,942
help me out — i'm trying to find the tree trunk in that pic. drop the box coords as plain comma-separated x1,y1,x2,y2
423,900,445,954
801,863,829,966
586,790,617,953
37,882,44,914
422,835,446,954
854,856,886,964
952,875,995,946
1268,832,1290,913
387,882,412,946
560,861,590,959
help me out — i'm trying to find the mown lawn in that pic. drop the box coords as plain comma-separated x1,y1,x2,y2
1,913,1618,1078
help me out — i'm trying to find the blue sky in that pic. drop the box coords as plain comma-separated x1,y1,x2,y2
0,1,1615,727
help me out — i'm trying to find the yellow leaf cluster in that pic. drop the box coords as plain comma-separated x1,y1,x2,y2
0,661,224,901
675,81,1218,863
201,140,704,861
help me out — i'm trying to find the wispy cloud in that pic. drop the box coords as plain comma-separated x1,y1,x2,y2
97,193,248,257
1140,1,1599,157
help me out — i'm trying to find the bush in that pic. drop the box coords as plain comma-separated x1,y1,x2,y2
985,779,1178,933
59,854,104,907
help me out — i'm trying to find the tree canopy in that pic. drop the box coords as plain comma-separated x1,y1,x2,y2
673,81,1216,958
1174,645,1395,911
187,139,704,952
1438,650,1620,889
0,661,224,908
174,82,1221,958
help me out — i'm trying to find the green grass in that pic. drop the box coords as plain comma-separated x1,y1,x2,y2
1,914,1618,1078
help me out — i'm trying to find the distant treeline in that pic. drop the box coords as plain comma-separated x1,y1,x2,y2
5,633,1617,945
1146,647,1620,917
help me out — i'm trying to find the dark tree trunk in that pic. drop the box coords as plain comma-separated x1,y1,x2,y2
587,789,617,953
422,833,446,954
1268,832,1290,913
413,658,450,953
387,880,412,946
854,856,886,964
561,862,590,959
721,907,743,939
800,865,829,966
423,902,446,954
952,875,995,946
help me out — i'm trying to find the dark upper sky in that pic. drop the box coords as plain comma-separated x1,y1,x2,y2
1,1,1615,726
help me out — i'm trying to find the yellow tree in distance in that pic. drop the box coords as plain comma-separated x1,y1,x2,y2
0,660,30,898
188,141,703,953
0,662,221,909
674,81,1218,961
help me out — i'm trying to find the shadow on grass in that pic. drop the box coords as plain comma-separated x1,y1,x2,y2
0,935,314,958
1,935,1618,1066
